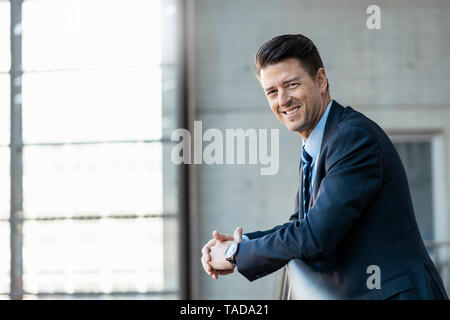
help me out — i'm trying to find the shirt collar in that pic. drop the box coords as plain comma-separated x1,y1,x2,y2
302,99,333,161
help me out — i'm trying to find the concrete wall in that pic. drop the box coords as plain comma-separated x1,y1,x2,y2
186,0,450,299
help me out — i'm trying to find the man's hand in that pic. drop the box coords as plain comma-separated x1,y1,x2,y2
209,240,234,270
200,227,243,279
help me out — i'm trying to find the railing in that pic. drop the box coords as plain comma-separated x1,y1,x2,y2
425,240,450,294
276,259,343,300
277,241,450,300
424,240,450,276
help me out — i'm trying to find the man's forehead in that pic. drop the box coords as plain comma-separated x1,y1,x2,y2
260,59,307,89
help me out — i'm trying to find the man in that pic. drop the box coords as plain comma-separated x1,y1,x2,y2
200,34,448,299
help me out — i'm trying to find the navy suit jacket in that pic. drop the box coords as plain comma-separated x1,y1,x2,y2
236,100,448,300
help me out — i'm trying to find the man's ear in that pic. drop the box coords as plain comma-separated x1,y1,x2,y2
316,67,328,93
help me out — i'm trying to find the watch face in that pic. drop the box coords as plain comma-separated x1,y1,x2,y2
225,243,237,258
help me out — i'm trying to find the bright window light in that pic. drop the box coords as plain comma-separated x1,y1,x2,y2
0,1,9,72
23,143,163,218
22,0,162,71
22,67,162,143
0,222,9,294
23,218,164,294
0,74,9,146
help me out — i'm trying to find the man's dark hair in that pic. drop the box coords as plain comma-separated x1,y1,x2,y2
255,34,329,91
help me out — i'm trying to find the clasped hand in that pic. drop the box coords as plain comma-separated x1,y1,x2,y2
201,226,243,280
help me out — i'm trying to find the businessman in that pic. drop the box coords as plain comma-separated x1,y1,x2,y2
200,34,448,299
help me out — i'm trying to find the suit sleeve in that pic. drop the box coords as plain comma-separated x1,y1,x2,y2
236,126,383,281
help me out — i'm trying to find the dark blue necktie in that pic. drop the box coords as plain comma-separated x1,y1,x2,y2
302,146,313,217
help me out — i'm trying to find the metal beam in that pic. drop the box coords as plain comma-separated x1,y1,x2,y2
10,0,24,300
176,0,191,300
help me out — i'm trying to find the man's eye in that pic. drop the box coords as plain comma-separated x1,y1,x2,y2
267,90,277,96
288,83,299,88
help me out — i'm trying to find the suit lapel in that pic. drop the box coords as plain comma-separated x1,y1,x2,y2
305,100,345,212
318,100,345,154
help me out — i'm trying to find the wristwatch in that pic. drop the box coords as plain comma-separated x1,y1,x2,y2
224,242,240,266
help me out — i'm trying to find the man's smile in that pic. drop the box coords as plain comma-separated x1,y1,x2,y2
281,106,301,119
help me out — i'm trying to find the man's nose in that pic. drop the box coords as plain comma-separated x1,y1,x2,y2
278,89,292,107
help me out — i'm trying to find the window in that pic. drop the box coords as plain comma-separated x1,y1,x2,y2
393,141,434,241
5,0,180,299
391,135,449,292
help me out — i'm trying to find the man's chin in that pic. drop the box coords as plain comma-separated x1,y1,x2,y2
285,122,303,132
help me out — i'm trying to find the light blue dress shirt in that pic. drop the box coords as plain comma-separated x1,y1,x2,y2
241,100,333,242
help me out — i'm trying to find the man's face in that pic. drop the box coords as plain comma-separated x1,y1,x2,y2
259,58,326,138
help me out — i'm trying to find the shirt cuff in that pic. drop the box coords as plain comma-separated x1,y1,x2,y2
241,235,250,241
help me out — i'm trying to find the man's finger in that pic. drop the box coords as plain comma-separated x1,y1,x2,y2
204,238,216,250
212,230,233,242
201,258,213,275
201,257,211,269
203,260,217,277
201,239,217,261
217,268,234,275
233,226,243,243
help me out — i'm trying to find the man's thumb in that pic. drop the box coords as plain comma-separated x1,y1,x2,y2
233,226,243,243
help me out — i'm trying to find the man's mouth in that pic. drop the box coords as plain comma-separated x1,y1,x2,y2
282,106,300,117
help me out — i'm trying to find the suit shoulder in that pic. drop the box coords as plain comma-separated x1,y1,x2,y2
338,106,387,141
325,106,385,158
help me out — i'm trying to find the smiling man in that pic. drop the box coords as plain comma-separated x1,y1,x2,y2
200,34,448,300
